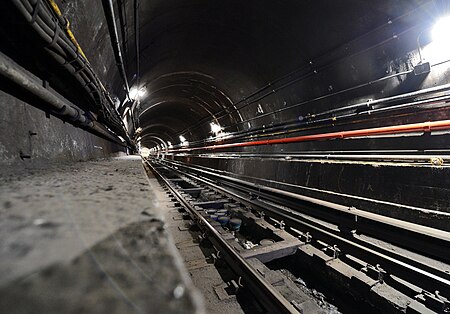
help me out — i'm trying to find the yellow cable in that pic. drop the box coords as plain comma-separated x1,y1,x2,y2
64,19,88,60
47,0,62,16
46,0,88,61
45,0,110,95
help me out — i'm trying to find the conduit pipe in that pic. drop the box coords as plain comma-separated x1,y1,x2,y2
0,51,126,146
168,119,450,152
102,0,130,96
134,0,140,88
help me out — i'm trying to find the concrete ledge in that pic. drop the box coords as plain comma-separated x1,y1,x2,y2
0,156,204,313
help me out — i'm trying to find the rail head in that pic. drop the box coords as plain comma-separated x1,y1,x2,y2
146,161,300,314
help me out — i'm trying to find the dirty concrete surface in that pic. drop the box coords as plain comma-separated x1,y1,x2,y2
0,156,203,313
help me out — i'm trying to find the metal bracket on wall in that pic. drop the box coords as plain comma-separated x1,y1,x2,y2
19,151,31,160
19,131,37,160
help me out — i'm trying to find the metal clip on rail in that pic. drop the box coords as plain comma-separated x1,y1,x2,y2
290,227,312,243
268,217,285,230
362,264,387,283
419,290,450,313
323,245,341,259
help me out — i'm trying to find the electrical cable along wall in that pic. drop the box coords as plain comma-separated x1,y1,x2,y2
0,0,131,147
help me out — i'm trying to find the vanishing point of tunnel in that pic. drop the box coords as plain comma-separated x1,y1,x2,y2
0,0,450,313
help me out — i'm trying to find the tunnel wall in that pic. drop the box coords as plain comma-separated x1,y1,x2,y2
0,90,125,167
0,0,127,168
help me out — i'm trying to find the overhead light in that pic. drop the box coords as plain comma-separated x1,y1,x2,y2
129,86,146,100
210,122,223,135
422,15,450,64
138,88,146,97
179,135,189,147
432,16,450,46
140,147,150,158
129,88,138,99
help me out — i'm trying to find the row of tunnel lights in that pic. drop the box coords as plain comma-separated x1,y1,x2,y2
137,122,225,156
174,122,225,148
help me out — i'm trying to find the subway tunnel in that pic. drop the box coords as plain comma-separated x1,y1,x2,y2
1,0,450,313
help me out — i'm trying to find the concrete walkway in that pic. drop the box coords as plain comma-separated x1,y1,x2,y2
0,156,203,313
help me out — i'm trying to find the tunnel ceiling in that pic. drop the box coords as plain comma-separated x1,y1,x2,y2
113,0,433,148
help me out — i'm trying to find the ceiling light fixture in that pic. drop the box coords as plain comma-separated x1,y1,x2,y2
179,135,189,147
129,86,147,100
210,122,223,135
415,15,450,75
432,15,450,47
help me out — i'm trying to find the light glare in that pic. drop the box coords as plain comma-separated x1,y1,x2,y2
422,15,450,64
210,122,223,135
129,87,146,100
129,88,138,99
179,135,189,147
138,88,146,97
432,16,450,45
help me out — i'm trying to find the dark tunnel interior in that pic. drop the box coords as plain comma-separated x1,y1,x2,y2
1,0,450,313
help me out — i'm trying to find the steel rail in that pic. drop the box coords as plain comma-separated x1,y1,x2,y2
146,162,299,313
163,159,450,253
166,156,450,233
219,179,450,279
153,159,450,297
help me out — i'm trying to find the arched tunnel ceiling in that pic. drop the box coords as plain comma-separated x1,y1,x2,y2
111,0,434,148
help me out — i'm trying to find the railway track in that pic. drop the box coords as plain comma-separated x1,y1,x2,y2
145,158,450,313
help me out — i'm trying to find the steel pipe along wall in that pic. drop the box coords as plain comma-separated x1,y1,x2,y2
0,50,126,146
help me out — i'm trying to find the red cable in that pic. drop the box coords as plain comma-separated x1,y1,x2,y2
168,119,450,152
